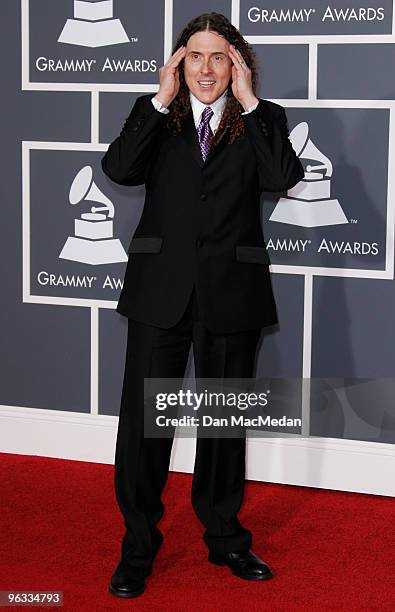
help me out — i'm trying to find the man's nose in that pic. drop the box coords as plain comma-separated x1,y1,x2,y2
201,58,213,73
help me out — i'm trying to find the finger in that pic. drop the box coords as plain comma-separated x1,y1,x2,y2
170,54,186,70
167,47,185,64
166,46,186,66
173,46,186,57
172,48,186,66
230,44,244,61
228,46,243,65
228,47,243,72
229,45,248,70
227,46,239,64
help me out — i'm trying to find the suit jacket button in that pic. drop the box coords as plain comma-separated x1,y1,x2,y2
200,193,207,201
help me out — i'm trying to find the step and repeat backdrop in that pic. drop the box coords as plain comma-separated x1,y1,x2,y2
1,0,395,456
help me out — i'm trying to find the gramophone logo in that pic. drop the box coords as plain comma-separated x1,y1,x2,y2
57,0,129,48
270,122,348,228
59,165,128,265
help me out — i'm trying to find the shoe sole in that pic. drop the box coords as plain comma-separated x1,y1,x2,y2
208,557,274,581
108,583,146,598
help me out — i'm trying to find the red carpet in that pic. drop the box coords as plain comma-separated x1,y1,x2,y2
1,452,394,611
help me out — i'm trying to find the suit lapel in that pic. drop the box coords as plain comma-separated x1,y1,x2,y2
180,107,230,169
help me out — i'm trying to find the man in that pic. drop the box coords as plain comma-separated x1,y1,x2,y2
102,13,304,599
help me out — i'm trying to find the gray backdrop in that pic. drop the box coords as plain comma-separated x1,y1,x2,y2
1,0,395,444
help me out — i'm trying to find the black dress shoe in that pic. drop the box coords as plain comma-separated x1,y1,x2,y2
109,561,150,598
109,533,163,597
208,549,273,581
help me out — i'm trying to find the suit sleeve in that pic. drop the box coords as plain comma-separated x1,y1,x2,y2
101,94,167,186
241,100,304,193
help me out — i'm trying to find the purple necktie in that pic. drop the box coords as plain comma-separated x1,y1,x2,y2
197,107,214,162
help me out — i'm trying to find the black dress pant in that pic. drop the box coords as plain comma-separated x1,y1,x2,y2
114,283,261,570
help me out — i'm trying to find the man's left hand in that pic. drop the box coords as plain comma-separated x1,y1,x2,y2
228,44,259,112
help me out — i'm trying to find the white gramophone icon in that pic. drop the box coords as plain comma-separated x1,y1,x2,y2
269,122,348,227
59,165,128,265
58,0,129,48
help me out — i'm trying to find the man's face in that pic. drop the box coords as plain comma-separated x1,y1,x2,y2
183,30,232,104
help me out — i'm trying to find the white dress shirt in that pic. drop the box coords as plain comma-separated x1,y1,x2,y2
151,90,259,133
189,89,227,134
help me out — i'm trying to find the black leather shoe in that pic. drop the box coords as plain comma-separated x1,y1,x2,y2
109,533,163,597
109,561,150,598
208,549,273,581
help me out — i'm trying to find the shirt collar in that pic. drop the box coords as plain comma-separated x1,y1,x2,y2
189,89,228,125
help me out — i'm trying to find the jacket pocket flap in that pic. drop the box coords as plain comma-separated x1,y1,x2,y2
128,236,163,253
236,245,270,264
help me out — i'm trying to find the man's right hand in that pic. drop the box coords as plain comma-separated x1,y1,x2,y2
154,46,187,108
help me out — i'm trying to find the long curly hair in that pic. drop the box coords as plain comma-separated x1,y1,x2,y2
166,13,259,145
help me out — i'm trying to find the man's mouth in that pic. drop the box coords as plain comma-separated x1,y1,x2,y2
198,80,216,89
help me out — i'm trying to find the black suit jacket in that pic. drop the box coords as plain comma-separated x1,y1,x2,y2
101,93,304,333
